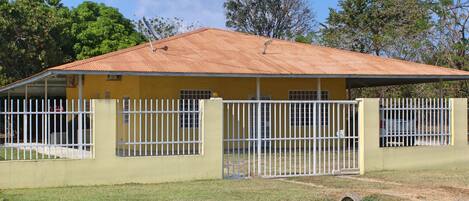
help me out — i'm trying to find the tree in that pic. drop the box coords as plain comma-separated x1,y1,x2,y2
321,0,432,58
70,1,144,60
224,0,315,39
320,0,438,98
425,0,469,96
0,0,73,82
428,0,468,70
295,32,317,44
135,17,198,40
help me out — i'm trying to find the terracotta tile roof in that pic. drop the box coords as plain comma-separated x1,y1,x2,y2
49,28,469,77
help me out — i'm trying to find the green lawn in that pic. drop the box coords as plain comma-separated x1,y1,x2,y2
0,147,55,160
1,169,469,201
0,179,335,201
0,178,399,201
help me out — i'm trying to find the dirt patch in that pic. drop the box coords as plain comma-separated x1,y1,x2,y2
278,178,408,201
339,175,404,186
288,175,469,201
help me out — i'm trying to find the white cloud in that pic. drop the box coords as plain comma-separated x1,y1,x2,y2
134,0,226,28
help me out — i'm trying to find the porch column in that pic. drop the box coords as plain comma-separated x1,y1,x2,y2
347,82,352,100
23,85,28,143
78,75,83,151
255,77,261,175
256,77,261,100
439,79,443,98
78,75,83,101
316,78,321,100
7,91,10,144
44,78,48,100
44,79,48,145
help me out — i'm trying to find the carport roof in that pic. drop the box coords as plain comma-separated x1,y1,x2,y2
1,27,469,93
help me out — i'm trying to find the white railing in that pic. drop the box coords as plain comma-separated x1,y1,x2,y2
223,100,359,178
117,99,202,157
379,98,451,147
0,99,93,160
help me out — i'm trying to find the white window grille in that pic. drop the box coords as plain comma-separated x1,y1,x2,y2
179,90,211,128
123,97,130,123
289,91,329,126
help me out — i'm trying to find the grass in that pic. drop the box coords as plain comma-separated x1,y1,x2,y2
0,147,54,160
2,169,469,201
0,179,333,201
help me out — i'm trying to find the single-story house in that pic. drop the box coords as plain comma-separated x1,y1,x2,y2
1,28,469,101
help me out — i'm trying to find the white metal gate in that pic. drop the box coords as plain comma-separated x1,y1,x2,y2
223,100,359,178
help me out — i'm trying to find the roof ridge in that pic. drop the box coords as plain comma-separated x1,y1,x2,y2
53,28,212,71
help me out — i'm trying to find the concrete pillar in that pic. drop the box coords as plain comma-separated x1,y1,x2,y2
357,98,381,175
450,98,467,147
200,98,224,179
92,99,117,160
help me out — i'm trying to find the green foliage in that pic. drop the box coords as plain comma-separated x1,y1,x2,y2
321,0,432,57
224,0,315,39
70,1,144,60
0,0,74,81
321,0,469,98
294,32,317,44
0,0,145,84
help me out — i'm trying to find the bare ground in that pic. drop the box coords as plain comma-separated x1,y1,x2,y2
289,169,469,201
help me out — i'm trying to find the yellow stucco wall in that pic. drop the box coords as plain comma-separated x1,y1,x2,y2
359,98,469,174
0,99,223,189
66,75,347,154
66,75,347,100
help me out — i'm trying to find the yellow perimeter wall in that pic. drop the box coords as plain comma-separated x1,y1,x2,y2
66,75,347,100
0,99,223,189
359,98,469,174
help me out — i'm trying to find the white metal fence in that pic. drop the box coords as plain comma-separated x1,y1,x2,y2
0,99,93,160
117,99,202,157
379,98,451,147
223,100,359,178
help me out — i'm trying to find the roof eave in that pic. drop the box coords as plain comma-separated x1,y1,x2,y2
1,69,469,94
53,70,469,79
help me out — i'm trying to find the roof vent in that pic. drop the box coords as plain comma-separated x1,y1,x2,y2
262,39,273,55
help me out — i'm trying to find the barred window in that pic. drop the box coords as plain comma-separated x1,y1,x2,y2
123,97,130,123
180,90,211,128
289,91,329,126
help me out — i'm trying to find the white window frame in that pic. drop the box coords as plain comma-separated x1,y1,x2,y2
288,90,329,126
123,97,130,124
179,89,211,128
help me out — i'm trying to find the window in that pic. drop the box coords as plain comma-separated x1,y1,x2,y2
180,90,211,128
289,90,328,101
289,91,329,126
123,97,130,123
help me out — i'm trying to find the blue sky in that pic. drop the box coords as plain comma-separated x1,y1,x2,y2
61,0,340,28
